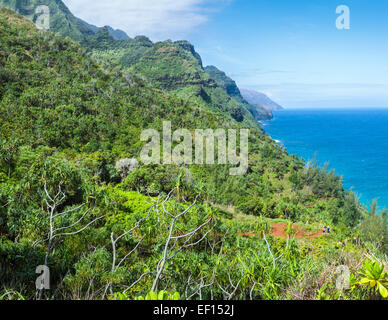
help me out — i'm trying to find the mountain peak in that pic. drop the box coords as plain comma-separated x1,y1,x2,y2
0,0,131,41
204,65,241,98
78,18,131,41
204,66,273,121
0,0,95,42
240,88,284,111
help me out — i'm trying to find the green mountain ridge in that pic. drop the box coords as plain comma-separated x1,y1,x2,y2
86,31,269,126
0,0,129,41
0,0,271,124
76,17,131,41
0,0,95,42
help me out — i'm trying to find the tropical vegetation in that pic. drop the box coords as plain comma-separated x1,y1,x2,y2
0,4,387,301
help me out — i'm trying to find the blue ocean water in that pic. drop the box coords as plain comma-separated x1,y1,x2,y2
263,109,388,210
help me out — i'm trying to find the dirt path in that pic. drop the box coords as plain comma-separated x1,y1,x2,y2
269,222,324,239
238,222,325,239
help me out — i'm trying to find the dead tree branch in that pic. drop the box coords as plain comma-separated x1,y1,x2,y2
151,189,213,292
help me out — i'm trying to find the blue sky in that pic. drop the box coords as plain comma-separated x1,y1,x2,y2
64,0,388,108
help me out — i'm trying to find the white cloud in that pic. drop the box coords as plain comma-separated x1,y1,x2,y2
62,0,228,41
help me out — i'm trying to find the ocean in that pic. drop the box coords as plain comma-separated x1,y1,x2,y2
263,108,388,210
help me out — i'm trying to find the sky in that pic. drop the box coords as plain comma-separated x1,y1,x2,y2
62,0,388,109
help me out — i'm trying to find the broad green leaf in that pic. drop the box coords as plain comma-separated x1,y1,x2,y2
172,292,181,300
158,290,168,300
377,282,388,299
358,278,370,285
146,291,158,300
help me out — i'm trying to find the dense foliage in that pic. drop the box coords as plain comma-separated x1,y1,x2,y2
0,7,387,301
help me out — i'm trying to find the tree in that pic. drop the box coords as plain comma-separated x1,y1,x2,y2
359,200,388,253
342,192,362,227
151,189,214,292
33,177,105,300
107,196,160,297
0,139,19,178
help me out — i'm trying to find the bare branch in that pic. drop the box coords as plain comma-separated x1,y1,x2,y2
262,231,290,268
53,214,106,239
52,207,93,234
53,203,86,219
151,190,212,293
37,177,104,300
171,217,212,240
116,239,143,269
123,272,153,294
110,196,160,273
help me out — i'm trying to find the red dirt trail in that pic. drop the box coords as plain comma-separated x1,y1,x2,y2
238,222,325,239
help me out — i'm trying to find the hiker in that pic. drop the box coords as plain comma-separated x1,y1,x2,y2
327,226,331,234
322,226,326,234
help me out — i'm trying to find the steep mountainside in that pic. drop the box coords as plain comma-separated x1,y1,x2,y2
0,0,129,41
0,7,299,206
0,2,361,221
241,88,284,111
0,0,95,42
205,66,273,121
0,0,270,126
88,33,266,127
128,40,266,126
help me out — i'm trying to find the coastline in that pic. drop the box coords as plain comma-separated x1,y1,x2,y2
263,108,388,209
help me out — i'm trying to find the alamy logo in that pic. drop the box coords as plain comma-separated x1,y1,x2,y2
336,5,350,30
35,265,50,290
140,122,249,175
335,265,350,291
35,5,50,31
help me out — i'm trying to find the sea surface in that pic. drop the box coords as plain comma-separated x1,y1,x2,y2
263,108,388,210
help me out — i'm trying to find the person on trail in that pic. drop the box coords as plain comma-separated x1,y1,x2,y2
327,226,331,234
323,226,326,234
